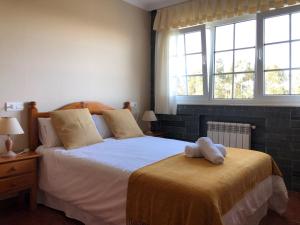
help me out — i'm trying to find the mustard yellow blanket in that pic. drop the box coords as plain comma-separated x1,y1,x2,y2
126,148,282,225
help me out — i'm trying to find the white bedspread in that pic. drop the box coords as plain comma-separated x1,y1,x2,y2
37,136,288,225
37,136,188,225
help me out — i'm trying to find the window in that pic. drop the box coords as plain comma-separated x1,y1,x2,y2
213,20,256,99
171,5,300,105
263,12,300,95
170,26,207,96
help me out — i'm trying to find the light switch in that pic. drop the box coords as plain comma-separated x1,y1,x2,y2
5,102,24,111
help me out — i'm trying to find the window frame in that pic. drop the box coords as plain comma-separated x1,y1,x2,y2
175,5,300,106
175,25,210,102
258,5,300,102
210,15,257,100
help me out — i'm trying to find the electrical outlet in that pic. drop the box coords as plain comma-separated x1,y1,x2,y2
130,102,137,108
5,102,24,111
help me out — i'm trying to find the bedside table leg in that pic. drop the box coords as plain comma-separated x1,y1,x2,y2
29,186,37,210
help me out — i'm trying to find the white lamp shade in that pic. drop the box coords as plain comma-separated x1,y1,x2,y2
142,111,157,122
0,117,24,135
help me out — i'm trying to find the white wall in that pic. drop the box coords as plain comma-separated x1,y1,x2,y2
0,0,150,152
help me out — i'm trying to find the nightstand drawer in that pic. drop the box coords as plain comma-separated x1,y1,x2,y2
0,159,35,178
0,173,35,193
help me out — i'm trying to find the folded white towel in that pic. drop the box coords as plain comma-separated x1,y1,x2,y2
214,144,227,157
185,143,202,158
194,143,227,157
196,137,224,164
185,143,227,158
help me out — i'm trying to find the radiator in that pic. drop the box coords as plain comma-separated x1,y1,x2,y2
207,121,252,149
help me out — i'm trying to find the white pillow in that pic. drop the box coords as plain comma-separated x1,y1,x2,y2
38,118,62,147
92,115,113,139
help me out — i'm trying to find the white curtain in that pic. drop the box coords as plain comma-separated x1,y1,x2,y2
154,30,181,115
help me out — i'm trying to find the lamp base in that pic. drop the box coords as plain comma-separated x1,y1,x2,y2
144,130,154,135
1,150,17,158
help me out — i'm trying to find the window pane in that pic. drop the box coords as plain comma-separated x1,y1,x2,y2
169,34,184,56
265,43,289,70
185,32,202,54
234,73,254,98
265,15,289,43
169,56,185,76
215,51,233,73
292,41,300,68
292,13,300,40
186,54,202,75
214,75,233,98
215,24,234,51
188,76,203,95
265,70,289,95
176,76,187,95
292,70,300,94
234,48,255,72
235,20,256,48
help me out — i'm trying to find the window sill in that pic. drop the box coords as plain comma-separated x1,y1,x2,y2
176,96,300,107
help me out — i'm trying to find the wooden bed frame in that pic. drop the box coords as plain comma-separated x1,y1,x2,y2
28,101,131,151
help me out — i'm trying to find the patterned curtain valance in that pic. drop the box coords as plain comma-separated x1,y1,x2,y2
153,0,300,31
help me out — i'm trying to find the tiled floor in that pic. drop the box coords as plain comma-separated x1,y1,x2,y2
260,192,300,225
0,192,299,225
0,203,83,225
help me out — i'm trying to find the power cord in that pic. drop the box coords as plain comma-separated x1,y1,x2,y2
17,148,30,155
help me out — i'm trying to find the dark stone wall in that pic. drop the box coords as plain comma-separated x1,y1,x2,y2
152,105,300,191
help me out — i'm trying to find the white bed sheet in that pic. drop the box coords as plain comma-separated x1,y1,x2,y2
36,136,288,225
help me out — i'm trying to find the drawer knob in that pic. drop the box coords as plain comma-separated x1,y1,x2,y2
7,167,17,173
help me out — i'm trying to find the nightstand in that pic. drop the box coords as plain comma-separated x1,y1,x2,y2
0,151,40,210
144,131,165,137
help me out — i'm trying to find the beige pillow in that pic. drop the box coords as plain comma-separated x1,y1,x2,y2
51,109,103,149
102,109,144,139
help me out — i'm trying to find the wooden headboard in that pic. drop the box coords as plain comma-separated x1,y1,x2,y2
28,101,131,151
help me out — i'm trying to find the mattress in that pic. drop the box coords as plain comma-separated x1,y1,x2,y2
36,136,288,225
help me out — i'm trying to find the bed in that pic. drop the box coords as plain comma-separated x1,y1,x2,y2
27,101,288,225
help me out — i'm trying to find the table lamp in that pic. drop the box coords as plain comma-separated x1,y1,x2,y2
142,110,157,133
0,117,24,158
